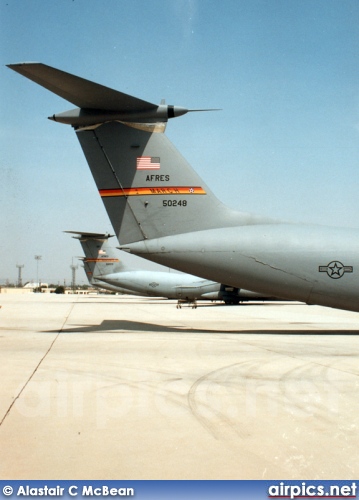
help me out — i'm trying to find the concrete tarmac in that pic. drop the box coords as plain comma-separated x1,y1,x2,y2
0,293,358,479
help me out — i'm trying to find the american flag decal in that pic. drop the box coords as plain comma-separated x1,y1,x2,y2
136,156,160,170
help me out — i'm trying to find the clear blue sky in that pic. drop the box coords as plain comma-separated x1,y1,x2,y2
1,0,359,285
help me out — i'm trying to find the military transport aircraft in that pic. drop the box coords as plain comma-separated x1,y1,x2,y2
8,63,359,313
68,230,272,307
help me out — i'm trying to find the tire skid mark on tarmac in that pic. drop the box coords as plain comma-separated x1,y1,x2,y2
325,356,359,378
187,359,271,441
95,375,191,414
278,362,338,421
42,364,192,415
48,361,262,437
240,338,359,379
186,355,347,442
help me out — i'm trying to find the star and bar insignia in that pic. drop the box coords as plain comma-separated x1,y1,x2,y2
319,261,353,279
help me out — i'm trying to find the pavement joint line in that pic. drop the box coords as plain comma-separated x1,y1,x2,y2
0,298,77,427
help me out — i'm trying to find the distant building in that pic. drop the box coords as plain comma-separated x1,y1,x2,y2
23,282,48,289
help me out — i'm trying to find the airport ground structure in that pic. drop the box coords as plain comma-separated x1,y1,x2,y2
0,284,102,295
0,293,358,479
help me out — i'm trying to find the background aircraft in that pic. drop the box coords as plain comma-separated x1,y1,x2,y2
8,63,359,313
68,231,274,307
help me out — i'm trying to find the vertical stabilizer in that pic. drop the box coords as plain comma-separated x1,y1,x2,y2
65,231,125,284
76,122,256,245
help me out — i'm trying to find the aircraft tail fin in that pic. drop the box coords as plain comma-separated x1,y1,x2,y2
65,231,125,284
76,121,264,245
10,63,271,246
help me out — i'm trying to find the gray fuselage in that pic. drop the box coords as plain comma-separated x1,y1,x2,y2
123,223,359,312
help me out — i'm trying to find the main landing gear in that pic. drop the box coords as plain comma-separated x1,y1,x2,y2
176,299,197,309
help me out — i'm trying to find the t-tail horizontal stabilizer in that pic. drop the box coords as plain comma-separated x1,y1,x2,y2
7,62,219,128
65,231,114,240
